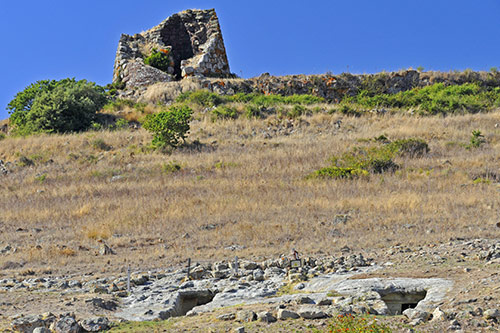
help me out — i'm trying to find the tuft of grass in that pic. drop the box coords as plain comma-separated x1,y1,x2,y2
162,161,182,174
466,129,486,149
91,138,112,151
322,314,392,333
211,105,238,121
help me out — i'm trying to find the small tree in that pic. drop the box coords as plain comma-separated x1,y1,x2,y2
142,105,192,149
7,78,107,135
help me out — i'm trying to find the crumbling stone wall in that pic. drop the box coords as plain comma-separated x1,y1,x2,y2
113,9,231,88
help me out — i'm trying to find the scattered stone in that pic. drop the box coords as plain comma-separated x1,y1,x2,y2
257,311,277,323
448,319,461,330
253,269,265,282
318,298,332,306
242,261,259,270
295,296,315,304
297,307,327,319
79,317,110,332
236,310,256,322
431,307,447,321
483,308,500,320
217,313,236,321
33,328,51,333
11,315,46,333
234,327,245,333
2,261,24,269
277,309,300,320
294,283,305,290
99,244,115,255
53,316,81,333
86,298,118,311
403,308,430,321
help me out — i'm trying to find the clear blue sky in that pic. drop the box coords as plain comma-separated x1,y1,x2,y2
1,0,499,120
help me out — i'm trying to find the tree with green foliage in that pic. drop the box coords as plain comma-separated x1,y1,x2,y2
142,105,193,149
7,78,107,135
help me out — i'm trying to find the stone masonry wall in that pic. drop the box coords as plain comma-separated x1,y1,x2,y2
113,9,231,88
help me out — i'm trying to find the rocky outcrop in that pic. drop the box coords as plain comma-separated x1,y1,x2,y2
113,8,231,88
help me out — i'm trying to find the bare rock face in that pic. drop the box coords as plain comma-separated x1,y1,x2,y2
113,8,230,88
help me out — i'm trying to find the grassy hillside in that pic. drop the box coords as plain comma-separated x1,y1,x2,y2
1,92,499,276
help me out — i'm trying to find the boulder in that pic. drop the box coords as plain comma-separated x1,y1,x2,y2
431,307,447,321
277,309,300,320
53,316,81,333
79,317,110,332
298,306,328,319
11,315,46,333
33,328,51,333
236,310,256,322
483,308,500,320
257,311,277,323
403,308,430,321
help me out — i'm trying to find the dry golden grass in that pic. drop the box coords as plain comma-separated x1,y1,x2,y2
0,109,499,276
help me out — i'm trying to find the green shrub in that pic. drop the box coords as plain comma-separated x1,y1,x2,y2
387,138,429,157
144,49,173,73
324,314,391,333
345,83,499,115
467,129,486,149
211,105,238,121
176,90,224,107
245,105,263,119
114,118,129,130
0,133,5,141
17,156,34,167
102,99,135,112
34,173,47,183
338,104,362,117
330,146,399,174
142,105,192,149
91,138,112,151
308,166,368,179
162,161,181,173
287,105,306,118
7,79,107,135
104,80,126,96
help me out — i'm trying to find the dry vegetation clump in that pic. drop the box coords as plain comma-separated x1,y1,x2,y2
0,106,499,276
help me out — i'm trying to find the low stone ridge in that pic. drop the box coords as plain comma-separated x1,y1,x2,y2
113,8,231,88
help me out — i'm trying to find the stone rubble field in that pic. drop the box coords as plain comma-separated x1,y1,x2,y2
4,238,500,332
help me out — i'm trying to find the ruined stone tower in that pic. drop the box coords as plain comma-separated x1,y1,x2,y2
113,9,231,88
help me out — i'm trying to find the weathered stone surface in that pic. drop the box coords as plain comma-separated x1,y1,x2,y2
236,310,256,322
294,296,315,304
403,308,430,321
33,328,51,333
257,311,277,323
121,61,174,88
53,316,81,333
11,315,46,333
297,306,328,319
85,298,118,311
431,307,447,321
0,160,8,175
483,308,500,320
113,8,231,87
99,244,115,256
277,309,300,320
217,313,236,321
79,317,110,332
